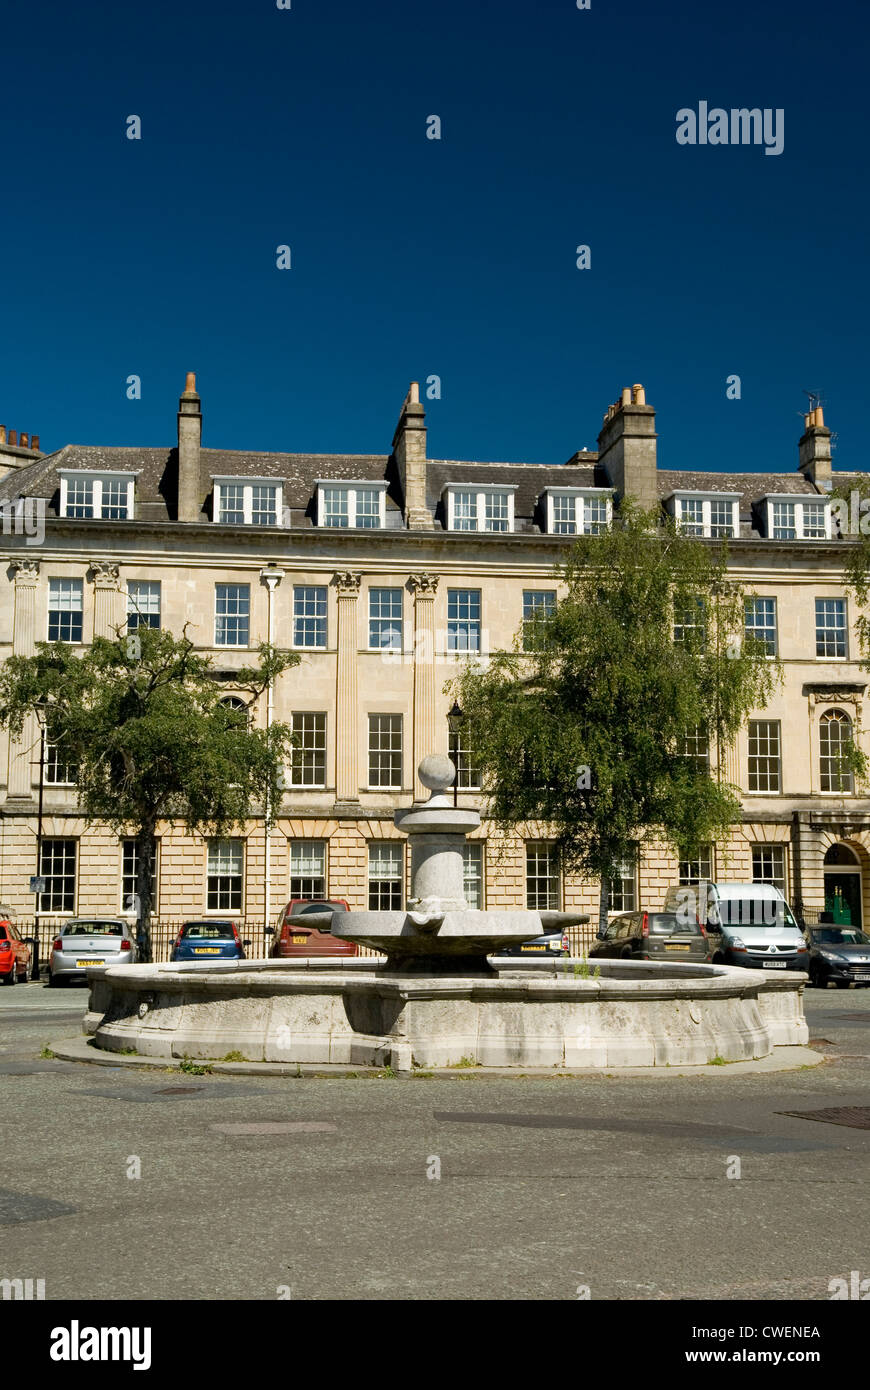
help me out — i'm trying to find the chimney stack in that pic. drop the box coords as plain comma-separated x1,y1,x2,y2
798,406,832,491
392,381,430,529
18,433,28,449
8,430,17,447
0,426,5,445
177,371,203,523
31,434,39,452
596,383,658,509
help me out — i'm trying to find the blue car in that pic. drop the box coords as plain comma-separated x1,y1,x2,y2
170,920,250,962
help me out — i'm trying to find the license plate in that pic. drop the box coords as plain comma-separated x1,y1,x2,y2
665,944,691,951
77,959,104,968
522,945,546,952
762,960,787,968
292,935,308,945
194,948,222,955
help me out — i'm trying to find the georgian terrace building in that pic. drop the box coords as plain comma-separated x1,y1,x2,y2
0,375,867,948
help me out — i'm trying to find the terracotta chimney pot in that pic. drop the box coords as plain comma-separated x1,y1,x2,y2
8,430,17,446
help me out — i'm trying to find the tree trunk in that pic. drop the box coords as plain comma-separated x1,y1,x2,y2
598,878,610,936
135,825,157,964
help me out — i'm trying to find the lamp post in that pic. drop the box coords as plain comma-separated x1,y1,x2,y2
447,701,464,808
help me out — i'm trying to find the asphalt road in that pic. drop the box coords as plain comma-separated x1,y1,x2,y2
1,979,869,1301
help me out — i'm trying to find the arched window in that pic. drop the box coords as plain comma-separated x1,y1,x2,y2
820,710,854,793
220,695,250,728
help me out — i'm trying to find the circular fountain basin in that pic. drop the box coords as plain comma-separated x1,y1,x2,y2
84,956,809,1071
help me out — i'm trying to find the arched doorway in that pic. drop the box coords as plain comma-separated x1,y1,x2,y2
823,844,863,929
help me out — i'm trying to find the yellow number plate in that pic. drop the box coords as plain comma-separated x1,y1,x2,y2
77,959,104,968
292,935,307,944
194,947,221,955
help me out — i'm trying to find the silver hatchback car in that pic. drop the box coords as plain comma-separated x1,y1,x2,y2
48,918,136,985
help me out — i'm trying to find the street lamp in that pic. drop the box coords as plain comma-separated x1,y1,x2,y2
447,700,464,808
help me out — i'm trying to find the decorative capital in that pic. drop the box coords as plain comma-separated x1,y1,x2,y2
331,570,361,595
90,561,121,587
9,558,40,582
408,572,439,595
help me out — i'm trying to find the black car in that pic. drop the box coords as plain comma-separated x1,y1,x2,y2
806,926,870,988
589,910,709,962
496,927,571,958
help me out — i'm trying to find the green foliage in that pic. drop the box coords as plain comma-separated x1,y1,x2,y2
39,1045,55,1059
178,1057,213,1075
0,625,299,955
450,503,781,916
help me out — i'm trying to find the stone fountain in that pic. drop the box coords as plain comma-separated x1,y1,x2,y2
85,757,810,1070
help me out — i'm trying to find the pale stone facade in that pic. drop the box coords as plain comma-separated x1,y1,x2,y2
0,378,867,948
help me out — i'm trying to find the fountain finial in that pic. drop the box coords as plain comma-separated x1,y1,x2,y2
418,754,455,798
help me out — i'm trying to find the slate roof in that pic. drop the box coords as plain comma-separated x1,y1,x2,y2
0,439,852,538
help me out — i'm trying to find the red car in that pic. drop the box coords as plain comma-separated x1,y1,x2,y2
0,918,32,985
269,899,358,958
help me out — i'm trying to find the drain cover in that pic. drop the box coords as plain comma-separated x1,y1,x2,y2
778,1106,870,1130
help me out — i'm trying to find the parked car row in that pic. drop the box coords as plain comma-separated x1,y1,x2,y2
5,882,870,989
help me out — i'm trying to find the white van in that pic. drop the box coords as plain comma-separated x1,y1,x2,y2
662,881,809,972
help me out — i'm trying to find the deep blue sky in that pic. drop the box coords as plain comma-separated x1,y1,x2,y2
1,0,867,473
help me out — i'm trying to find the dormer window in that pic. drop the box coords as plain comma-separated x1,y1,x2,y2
213,478,283,526
60,471,136,521
543,488,612,536
444,484,516,533
316,480,386,529
665,492,739,539
763,496,830,541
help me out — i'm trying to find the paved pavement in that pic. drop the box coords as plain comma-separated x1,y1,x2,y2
1,979,869,1301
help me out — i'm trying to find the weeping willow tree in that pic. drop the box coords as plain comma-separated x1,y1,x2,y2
0,626,298,958
450,502,782,929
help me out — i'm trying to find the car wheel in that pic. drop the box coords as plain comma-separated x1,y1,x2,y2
2,967,15,986
47,971,62,988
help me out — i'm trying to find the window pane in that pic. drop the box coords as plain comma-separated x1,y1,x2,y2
355,487,381,529
207,838,243,911
449,724,481,789
463,843,483,909
65,478,93,519
289,840,326,899
744,596,776,656
679,846,712,885
679,498,704,536
215,584,250,646
709,500,734,538
447,589,481,653
127,580,161,630
677,725,709,772
323,487,349,528
293,586,327,648
748,720,781,792
369,588,403,649
522,590,555,651
452,492,477,531
45,743,77,786
815,598,847,658
752,845,785,895
368,714,402,788
48,579,83,643
802,502,826,539
551,494,576,534
673,596,706,648
608,854,637,912
526,843,560,910
772,501,796,540
582,496,608,535
101,478,129,520
218,483,245,525
39,838,76,913
368,843,403,910
290,712,326,787
484,492,510,532
251,485,278,526
820,711,854,793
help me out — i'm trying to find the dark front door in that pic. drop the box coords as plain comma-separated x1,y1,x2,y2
824,873,862,929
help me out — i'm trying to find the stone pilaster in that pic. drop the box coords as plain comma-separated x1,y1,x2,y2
410,573,438,799
7,559,40,798
333,571,361,804
91,561,123,639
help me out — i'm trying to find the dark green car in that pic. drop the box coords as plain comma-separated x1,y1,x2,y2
590,910,709,962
